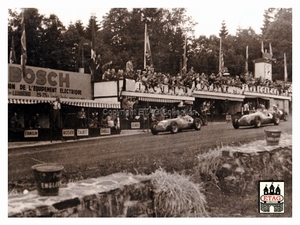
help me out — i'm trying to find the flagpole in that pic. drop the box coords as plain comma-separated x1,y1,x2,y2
219,37,222,73
21,8,27,77
144,23,147,69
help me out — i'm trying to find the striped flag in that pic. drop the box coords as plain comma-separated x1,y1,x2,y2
90,15,96,62
144,23,152,69
245,45,248,72
269,42,273,58
284,53,288,82
9,36,16,64
182,36,188,74
21,9,27,77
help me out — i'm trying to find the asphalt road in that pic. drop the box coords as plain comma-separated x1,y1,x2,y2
8,119,292,182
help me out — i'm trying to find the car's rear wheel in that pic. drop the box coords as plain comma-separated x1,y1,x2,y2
254,116,261,128
194,118,202,130
273,114,280,125
232,117,239,129
151,122,158,135
170,121,179,134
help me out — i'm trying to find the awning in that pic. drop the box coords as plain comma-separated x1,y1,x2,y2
60,98,121,109
121,91,195,103
8,96,56,104
8,96,121,108
193,91,245,102
243,91,291,101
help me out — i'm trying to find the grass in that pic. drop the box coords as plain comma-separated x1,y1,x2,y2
150,168,208,217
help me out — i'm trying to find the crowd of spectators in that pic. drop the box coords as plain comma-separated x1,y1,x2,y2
97,61,290,95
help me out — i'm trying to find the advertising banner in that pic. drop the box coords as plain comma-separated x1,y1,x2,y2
8,64,92,99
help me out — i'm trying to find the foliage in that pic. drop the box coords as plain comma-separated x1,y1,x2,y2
150,168,208,217
8,8,292,80
195,148,223,183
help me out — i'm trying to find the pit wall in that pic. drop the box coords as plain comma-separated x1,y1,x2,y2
202,133,292,194
8,173,155,217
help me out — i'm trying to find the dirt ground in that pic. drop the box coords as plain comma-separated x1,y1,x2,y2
8,143,292,218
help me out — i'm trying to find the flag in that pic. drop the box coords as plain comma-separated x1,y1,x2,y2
245,45,248,72
284,53,288,82
144,23,152,69
21,9,27,77
261,41,264,57
90,16,96,62
269,42,273,58
9,36,16,64
182,36,188,74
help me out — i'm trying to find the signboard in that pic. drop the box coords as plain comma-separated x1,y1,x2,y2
24,130,38,138
100,128,111,135
131,122,140,129
77,129,89,136
8,64,92,99
62,129,75,137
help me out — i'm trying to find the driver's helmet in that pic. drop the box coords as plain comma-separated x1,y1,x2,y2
273,105,278,110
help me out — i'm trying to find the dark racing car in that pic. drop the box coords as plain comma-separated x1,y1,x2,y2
232,109,280,129
150,114,202,135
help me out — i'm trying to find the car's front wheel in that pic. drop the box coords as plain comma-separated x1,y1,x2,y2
194,118,202,130
151,122,158,135
170,121,179,134
232,117,239,129
254,116,261,128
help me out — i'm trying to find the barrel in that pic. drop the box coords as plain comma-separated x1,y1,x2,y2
264,129,281,146
31,163,64,196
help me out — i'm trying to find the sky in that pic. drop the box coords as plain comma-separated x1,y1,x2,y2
36,7,266,37
7,0,295,38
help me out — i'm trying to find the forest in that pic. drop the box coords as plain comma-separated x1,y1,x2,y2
8,8,292,82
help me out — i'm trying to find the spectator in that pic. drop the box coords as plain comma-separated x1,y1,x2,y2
243,102,250,115
29,113,40,129
102,69,111,80
77,108,87,128
94,54,103,81
102,61,113,77
52,97,61,129
11,112,20,129
126,56,134,77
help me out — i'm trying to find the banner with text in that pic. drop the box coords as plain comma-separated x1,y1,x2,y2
8,64,92,99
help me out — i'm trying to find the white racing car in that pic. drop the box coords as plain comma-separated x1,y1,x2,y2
150,114,202,135
232,110,280,129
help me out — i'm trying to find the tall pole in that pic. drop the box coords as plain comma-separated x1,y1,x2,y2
144,23,147,69
219,37,222,73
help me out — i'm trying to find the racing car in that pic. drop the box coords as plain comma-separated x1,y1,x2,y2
150,114,202,135
232,109,280,129
278,108,288,121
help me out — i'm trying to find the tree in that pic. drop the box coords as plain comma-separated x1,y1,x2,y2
40,13,66,70
263,8,292,81
219,20,228,39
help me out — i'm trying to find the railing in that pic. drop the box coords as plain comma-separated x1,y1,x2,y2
124,79,291,97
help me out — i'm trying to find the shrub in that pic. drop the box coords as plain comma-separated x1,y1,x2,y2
150,168,208,217
195,148,223,183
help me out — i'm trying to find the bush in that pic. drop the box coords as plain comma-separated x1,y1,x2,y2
150,168,208,217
